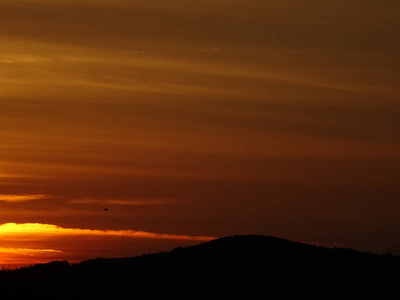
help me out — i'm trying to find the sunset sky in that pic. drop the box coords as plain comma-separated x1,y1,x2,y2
0,0,399,267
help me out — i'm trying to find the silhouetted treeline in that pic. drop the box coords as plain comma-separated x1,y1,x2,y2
0,235,399,298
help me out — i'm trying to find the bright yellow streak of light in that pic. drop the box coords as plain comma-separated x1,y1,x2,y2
0,247,61,255
0,223,216,241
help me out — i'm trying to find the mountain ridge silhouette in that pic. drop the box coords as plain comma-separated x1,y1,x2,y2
1,234,398,297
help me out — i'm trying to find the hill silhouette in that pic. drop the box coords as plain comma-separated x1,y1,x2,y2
0,235,399,297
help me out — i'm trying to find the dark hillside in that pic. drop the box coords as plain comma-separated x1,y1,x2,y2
0,235,399,298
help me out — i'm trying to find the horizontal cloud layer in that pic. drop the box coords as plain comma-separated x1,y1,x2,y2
0,223,215,241
71,197,183,206
0,223,215,268
0,0,399,263
0,195,51,202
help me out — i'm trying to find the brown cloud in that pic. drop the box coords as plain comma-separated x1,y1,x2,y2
71,197,183,206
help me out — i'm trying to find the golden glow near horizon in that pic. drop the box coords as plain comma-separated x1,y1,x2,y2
0,0,399,266
0,223,215,241
0,223,215,267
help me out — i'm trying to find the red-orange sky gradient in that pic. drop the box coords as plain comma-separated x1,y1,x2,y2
0,0,399,267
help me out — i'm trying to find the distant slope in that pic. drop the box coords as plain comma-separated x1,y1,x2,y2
1,235,399,297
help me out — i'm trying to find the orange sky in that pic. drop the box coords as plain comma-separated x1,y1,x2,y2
0,0,399,267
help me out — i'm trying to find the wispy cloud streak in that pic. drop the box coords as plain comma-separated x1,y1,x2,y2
0,195,52,202
70,197,183,206
0,223,215,241
0,247,61,255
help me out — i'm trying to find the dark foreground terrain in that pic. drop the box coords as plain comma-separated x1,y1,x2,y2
0,235,399,298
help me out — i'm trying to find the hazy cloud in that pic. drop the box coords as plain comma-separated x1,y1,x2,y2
0,0,399,260
0,55,51,64
71,197,183,206
0,194,52,203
